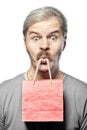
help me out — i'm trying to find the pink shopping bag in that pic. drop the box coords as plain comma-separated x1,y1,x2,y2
22,79,63,122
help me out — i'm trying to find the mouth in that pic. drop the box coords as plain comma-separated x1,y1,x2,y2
40,58,47,65
37,50,54,64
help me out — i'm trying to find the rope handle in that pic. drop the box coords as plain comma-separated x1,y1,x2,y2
33,58,52,85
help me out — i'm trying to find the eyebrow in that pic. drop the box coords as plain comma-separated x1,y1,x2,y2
29,31,40,35
49,30,61,35
29,30,61,36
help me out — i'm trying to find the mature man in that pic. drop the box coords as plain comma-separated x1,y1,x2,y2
0,6,87,130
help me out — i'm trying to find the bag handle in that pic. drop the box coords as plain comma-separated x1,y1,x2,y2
33,58,52,85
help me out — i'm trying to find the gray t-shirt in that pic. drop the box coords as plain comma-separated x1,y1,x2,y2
0,73,87,130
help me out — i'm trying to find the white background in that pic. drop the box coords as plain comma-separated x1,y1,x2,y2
0,0,87,83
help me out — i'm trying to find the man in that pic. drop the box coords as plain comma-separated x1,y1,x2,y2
0,6,87,130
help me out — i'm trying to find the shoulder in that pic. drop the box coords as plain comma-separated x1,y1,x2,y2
64,73,87,121
0,73,25,123
64,73,87,91
64,73,87,103
0,73,24,93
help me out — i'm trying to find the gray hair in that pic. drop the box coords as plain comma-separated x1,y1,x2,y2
23,6,68,37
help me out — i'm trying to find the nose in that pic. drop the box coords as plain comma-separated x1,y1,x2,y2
39,38,50,51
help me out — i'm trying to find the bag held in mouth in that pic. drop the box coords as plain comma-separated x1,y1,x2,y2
22,59,63,121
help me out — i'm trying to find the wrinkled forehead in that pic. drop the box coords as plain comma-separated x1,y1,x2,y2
27,16,62,35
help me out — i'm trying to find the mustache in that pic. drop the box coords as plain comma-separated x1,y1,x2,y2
37,51,53,61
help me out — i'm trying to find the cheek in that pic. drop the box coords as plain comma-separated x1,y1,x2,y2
51,44,62,56
26,43,39,58
51,39,63,54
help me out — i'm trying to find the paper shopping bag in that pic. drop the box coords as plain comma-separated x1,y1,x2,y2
22,79,63,122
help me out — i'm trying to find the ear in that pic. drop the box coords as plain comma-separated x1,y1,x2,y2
62,36,67,51
63,41,66,50
23,37,28,53
23,36,27,46
24,36,26,43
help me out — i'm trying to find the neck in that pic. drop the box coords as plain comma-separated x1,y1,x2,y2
25,65,64,80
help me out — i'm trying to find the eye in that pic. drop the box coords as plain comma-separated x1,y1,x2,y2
50,35,57,41
33,36,39,41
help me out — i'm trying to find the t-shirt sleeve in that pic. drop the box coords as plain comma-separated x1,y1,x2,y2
80,99,87,130
0,105,4,129
0,83,6,129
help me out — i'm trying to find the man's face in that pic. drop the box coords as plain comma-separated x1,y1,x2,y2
25,16,66,72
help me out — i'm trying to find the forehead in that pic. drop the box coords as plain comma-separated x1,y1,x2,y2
28,16,61,35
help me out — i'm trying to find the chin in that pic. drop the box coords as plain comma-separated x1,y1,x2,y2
39,70,49,73
38,66,49,72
